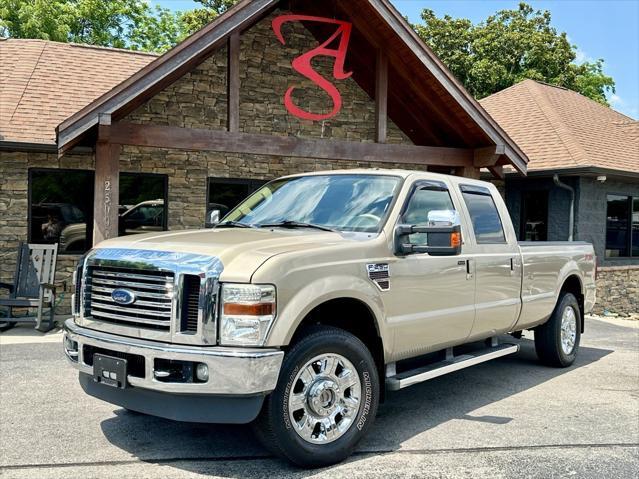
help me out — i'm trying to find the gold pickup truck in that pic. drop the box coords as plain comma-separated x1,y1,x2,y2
64,169,596,467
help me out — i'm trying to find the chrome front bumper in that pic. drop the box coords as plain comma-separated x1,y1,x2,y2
63,319,284,395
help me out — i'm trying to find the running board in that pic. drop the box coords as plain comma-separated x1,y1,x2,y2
386,343,519,391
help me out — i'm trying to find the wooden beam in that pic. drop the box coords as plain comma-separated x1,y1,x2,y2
375,50,388,143
227,31,240,133
109,122,474,167
487,165,505,179
454,166,481,179
93,114,120,245
474,144,506,167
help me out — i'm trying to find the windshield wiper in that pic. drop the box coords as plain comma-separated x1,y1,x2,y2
258,220,337,232
215,221,257,229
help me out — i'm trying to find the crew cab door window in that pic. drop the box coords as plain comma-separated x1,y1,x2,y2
401,185,455,246
460,185,506,244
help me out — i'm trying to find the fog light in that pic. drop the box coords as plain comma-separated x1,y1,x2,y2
196,363,209,382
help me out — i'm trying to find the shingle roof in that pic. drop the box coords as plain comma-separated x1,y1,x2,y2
480,79,639,174
0,39,156,146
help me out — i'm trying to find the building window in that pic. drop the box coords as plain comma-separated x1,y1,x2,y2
29,169,95,254
119,173,168,235
207,177,267,225
460,185,506,244
29,170,168,254
606,194,638,258
520,190,548,241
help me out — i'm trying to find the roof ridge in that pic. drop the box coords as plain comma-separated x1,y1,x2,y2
8,41,46,122
1,38,159,57
531,79,636,122
525,80,589,167
66,42,160,57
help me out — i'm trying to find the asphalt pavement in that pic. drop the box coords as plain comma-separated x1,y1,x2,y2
0,316,637,478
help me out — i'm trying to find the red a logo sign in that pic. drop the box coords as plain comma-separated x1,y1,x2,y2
272,15,353,121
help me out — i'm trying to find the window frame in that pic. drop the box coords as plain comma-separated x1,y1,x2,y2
605,193,637,259
28,167,95,255
459,184,507,245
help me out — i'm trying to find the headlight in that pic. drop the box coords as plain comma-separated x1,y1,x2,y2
219,283,276,346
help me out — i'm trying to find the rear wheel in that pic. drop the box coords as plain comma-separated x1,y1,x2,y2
535,292,581,367
0,320,16,332
253,326,379,468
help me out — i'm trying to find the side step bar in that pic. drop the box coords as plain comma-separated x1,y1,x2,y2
386,343,519,391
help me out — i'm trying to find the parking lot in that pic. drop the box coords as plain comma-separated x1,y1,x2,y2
1,316,637,479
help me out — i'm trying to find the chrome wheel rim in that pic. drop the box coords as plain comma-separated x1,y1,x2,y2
560,306,577,355
287,353,362,444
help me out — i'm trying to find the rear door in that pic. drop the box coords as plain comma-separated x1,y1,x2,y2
387,180,476,357
456,184,522,338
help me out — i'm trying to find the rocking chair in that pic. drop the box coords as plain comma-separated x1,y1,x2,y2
0,243,59,332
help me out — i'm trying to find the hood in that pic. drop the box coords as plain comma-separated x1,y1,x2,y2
93,228,347,282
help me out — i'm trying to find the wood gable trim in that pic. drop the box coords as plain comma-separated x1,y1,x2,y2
55,0,528,177
109,122,474,167
56,0,278,152
368,0,528,174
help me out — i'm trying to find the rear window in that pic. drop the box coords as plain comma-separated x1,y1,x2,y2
460,186,506,244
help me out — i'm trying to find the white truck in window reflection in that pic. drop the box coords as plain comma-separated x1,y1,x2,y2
55,199,165,252
63,170,596,468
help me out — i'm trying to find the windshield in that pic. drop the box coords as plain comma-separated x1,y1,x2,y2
222,174,402,233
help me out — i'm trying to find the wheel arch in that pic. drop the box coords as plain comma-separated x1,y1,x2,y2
287,296,386,398
560,274,585,332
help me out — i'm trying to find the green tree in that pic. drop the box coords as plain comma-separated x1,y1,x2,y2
178,0,238,37
0,0,182,52
414,2,615,105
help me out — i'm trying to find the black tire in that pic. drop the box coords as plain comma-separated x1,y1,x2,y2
535,292,581,367
0,321,16,332
253,326,379,468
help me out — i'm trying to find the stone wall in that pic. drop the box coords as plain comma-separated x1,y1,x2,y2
0,150,94,315
126,8,410,145
594,266,639,316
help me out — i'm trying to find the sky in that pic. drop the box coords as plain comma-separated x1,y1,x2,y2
154,0,639,119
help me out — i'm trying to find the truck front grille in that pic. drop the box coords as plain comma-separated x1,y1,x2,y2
86,266,174,331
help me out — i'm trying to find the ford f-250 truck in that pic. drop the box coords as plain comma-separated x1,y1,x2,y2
63,169,596,467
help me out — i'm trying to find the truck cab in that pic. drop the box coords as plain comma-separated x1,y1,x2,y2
64,169,596,467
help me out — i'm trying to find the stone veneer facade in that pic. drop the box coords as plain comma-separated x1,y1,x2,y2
593,266,639,317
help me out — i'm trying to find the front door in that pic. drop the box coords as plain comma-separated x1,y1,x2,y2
385,180,476,359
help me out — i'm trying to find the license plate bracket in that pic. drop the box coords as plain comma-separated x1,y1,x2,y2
93,354,128,389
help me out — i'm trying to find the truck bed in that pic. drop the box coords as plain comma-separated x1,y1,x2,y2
515,241,596,331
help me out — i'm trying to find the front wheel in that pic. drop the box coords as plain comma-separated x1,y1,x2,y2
535,292,581,367
253,326,379,468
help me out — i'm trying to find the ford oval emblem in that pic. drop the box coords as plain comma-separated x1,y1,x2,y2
111,289,136,305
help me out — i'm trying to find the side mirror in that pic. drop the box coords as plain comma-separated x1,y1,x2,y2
205,209,221,228
394,210,462,256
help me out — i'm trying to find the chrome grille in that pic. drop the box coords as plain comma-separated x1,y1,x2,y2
86,266,174,331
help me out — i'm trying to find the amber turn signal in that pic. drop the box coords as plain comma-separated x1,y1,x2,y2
223,302,274,316
450,231,462,248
